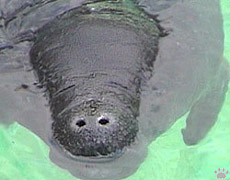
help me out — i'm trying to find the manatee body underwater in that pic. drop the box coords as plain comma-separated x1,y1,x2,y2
0,0,229,179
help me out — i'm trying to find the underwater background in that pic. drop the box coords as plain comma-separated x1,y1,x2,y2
0,0,229,179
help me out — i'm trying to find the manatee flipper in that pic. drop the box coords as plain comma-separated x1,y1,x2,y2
182,60,229,145
137,0,227,145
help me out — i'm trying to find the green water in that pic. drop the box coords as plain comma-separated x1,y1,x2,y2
0,0,229,180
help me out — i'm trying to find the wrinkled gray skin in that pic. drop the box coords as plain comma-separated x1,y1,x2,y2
29,1,161,159
0,0,229,180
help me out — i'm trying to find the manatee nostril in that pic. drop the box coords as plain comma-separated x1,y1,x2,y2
76,119,86,127
98,118,110,125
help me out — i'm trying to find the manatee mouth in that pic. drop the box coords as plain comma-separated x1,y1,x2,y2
51,100,138,162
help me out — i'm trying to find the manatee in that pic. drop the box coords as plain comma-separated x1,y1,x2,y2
0,0,229,180
29,0,162,158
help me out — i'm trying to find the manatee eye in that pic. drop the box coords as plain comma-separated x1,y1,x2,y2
76,119,86,127
98,118,110,125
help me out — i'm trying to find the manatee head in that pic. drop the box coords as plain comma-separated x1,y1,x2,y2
30,0,159,168
51,99,138,160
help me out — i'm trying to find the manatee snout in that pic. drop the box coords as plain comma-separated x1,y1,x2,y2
52,100,138,159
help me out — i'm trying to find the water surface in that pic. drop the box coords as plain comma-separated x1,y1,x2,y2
0,0,229,179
